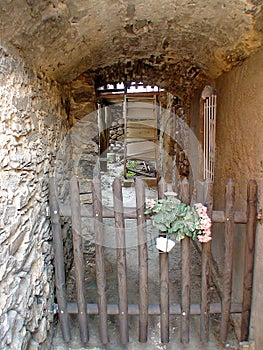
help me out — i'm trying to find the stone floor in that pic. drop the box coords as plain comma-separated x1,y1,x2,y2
51,313,239,350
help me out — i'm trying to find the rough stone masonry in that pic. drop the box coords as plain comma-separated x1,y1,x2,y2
0,47,70,350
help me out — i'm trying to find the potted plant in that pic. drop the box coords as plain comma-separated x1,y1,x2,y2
145,193,212,252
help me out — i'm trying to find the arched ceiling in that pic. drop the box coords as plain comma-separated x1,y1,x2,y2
1,0,262,91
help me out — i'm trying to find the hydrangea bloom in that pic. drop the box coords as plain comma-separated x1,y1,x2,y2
146,198,156,209
194,203,212,243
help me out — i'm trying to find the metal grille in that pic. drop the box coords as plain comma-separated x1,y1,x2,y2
203,94,217,181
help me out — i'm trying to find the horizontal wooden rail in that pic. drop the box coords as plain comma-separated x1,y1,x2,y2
60,204,137,219
59,204,248,224
66,302,242,315
212,210,247,224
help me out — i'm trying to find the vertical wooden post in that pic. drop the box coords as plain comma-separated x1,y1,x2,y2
180,177,191,344
92,178,109,345
220,179,235,343
200,178,213,343
113,178,129,345
70,176,89,343
49,178,71,342
241,180,258,341
135,178,148,342
158,177,169,343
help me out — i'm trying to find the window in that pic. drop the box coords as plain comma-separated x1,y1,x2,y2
202,86,217,181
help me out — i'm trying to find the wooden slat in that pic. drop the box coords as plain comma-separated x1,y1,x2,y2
212,210,247,224
126,152,156,161
180,177,191,344
220,179,235,343
158,177,169,343
126,141,156,160
67,302,243,315
127,127,157,139
70,176,89,343
60,204,247,223
126,113,156,120
60,204,137,219
135,178,148,342
127,120,157,129
241,180,258,341
127,138,157,143
92,178,108,345
113,178,129,345
49,178,71,342
200,179,213,342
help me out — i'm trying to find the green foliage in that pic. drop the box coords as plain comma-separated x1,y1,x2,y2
145,197,202,242
120,160,138,178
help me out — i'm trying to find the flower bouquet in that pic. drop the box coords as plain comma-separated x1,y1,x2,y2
145,194,212,252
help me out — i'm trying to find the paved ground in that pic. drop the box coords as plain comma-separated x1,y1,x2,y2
51,314,238,350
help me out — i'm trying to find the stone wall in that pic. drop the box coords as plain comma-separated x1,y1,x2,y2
0,46,70,349
214,49,263,348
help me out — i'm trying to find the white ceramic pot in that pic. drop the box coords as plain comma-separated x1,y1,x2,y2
155,236,175,253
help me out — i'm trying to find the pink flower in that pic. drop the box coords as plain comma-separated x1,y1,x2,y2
195,203,212,242
197,233,212,243
146,198,156,209
200,218,212,230
194,203,207,215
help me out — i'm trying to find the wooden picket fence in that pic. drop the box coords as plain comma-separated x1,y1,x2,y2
49,176,258,346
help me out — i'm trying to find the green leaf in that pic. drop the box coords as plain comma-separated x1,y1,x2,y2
171,220,184,231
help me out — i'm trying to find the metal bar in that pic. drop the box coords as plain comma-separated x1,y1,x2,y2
241,180,258,341
70,176,89,343
92,178,109,345
113,178,129,345
49,178,71,342
135,178,148,342
220,179,235,343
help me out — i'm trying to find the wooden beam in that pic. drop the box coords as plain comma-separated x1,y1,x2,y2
180,178,191,344
200,178,213,343
66,302,243,315
49,178,71,343
92,178,109,345
241,180,258,341
70,176,89,343
220,179,235,343
113,178,129,345
135,178,148,343
158,177,169,343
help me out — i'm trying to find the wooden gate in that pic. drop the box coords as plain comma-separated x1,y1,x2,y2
49,176,258,346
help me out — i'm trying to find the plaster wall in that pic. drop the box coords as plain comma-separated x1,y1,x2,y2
214,48,263,348
0,47,70,349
